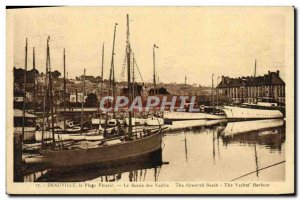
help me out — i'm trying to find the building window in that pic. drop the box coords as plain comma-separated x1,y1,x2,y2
247,87,250,97
279,85,282,97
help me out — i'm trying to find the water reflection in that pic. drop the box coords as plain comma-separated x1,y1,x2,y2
26,119,285,182
35,150,163,182
221,119,285,151
219,119,285,181
184,133,188,163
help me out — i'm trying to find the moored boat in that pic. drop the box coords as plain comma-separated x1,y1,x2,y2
125,117,146,126
33,15,163,168
145,117,164,126
40,128,162,167
222,104,283,119
222,98,284,119
163,111,226,121
91,113,106,126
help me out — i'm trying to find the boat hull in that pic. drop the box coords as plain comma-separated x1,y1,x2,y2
222,106,283,119
91,118,106,125
163,111,226,121
125,117,146,126
35,149,162,182
41,130,162,167
145,117,164,126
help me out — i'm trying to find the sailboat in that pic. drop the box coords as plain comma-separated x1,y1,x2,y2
91,23,125,128
14,41,38,142
35,15,162,167
34,47,85,142
123,44,165,126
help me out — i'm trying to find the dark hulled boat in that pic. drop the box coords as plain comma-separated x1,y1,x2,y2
37,14,163,168
32,149,162,182
40,128,162,167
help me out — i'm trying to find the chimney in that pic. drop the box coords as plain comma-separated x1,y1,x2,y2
268,71,270,75
221,76,225,83
276,70,280,76
226,77,230,84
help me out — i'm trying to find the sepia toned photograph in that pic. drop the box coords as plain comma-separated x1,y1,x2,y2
6,6,294,195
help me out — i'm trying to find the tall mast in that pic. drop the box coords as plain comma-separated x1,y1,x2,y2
81,68,86,131
46,49,50,126
153,44,158,95
132,53,136,118
212,129,216,164
254,59,257,77
63,48,66,130
47,36,56,147
216,76,219,106
185,75,187,95
111,23,118,118
100,43,104,130
132,52,135,99
100,43,104,99
41,38,49,147
33,47,36,114
21,38,28,142
212,74,215,114
126,14,132,135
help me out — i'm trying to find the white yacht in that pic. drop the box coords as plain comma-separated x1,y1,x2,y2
222,99,284,119
163,111,226,121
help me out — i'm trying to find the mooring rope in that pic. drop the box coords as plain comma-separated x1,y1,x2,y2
230,160,286,181
130,48,144,84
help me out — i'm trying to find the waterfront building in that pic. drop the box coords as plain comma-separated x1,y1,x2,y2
70,92,87,103
216,71,285,105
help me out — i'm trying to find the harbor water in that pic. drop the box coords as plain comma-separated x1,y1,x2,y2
24,119,285,182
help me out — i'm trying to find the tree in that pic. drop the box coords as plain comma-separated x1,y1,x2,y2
85,93,98,107
51,70,61,79
27,69,39,83
14,67,25,83
14,67,40,84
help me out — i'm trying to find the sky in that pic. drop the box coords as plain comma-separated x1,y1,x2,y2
8,7,292,86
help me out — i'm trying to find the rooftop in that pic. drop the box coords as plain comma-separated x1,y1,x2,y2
217,71,285,88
